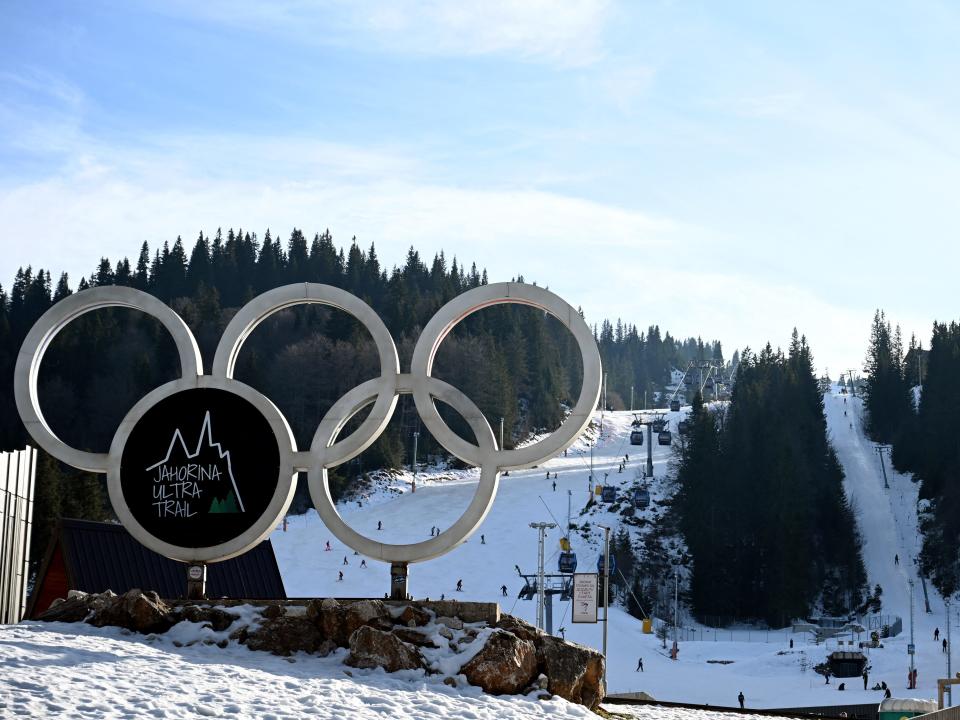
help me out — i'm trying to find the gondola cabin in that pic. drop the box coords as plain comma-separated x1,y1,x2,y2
652,418,667,432
601,485,617,503
558,552,578,574
677,420,690,435
670,399,681,412
632,487,650,508
658,430,672,445
630,430,644,445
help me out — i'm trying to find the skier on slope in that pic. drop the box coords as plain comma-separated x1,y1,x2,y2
501,585,508,597
456,579,463,592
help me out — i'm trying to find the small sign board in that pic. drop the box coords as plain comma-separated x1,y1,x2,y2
572,573,598,623
908,643,915,655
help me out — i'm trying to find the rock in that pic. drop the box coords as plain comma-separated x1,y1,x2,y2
495,615,541,644
314,599,391,647
90,589,176,634
397,605,431,627
461,630,537,695
392,628,439,649
436,616,464,630
176,605,237,632
443,677,457,688
537,635,605,709
345,626,425,673
243,615,327,656
262,603,286,619
438,627,454,640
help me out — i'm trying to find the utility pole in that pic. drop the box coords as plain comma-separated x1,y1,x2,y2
909,579,916,686
530,522,557,631
646,423,653,478
598,523,611,687
630,385,634,413
590,444,594,490
412,431,419,493
567,489,572,534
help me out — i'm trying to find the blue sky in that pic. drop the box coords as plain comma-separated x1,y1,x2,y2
2,1,958,375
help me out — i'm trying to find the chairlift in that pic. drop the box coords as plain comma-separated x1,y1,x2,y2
630,430,644,445
559,536,571,551
558,552,578,574
677,420,690,435
658,430,672,446
518,582,538,600
652,418,667,432
670,399,681,412
632,487,650,508
597,553,617,575
601,485,617,503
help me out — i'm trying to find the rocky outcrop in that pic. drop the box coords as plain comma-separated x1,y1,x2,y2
40,589,176,634
346,626,425,672
460,630,537,695
36,592,603,710
537,635,605,709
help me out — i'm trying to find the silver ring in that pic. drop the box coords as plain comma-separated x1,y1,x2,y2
14,286,202,473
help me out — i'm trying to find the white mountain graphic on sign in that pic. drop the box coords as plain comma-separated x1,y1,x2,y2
145,411,245,513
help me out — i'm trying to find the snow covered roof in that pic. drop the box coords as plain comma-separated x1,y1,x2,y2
879,697,938,712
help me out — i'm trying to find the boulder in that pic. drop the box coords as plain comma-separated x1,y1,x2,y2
495,615,541,644
392,628,439,649
38,590,115,623
313,599,392,647
397,605,431,627
90,589,176,634
436,616,464,630
243,615,327,656
345,626,425,673
538,635,605,709
176,605,237,632
461,630,537,695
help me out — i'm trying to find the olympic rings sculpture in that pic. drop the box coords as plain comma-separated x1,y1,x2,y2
14,282,601,565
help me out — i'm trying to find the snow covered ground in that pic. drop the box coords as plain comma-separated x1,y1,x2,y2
272,391,956,709
0,620,592,719
2,387,955,718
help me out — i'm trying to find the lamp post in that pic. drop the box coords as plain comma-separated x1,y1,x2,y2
597,523,611,687
412,431,419,493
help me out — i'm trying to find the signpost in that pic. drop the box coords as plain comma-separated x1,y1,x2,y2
572,573,598,623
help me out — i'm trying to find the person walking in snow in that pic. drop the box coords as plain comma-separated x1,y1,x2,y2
636,657,644,672
337,571,343,581
325,541,331,551
552,481,557,491
862,670,868,690
738,692,744,709
456,579,463,592
360,559,367,568
343,556,349,565
377,520,382,531
546,471,550,480
501,585,508,597
894,554,899,566
935,627,940,641
480,534,485,544
944,638,949,653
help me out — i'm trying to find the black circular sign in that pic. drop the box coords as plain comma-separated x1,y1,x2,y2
120,388,281,548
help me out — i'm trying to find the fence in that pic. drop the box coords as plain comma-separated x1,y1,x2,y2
651,617,802,644
918,707,960,720
0,447,37,624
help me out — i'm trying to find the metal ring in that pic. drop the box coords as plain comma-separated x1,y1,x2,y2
106,376,298,563
308,376,498,563
410,282,601,471
212,283,400,468
14,286,202,473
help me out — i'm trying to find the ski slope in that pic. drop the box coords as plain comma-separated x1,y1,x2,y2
273,390,956,709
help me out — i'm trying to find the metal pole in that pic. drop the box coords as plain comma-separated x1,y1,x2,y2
877,446,890,489
909,579,916,685
948,598,953,706
412,431,419,493
630,385,634,412
590,445,594,489
598,524,611,687
646,424,653,478
499,417,504,451
673,570,679,660
530,522,556,631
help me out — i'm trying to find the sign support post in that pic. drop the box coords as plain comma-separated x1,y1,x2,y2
390,562,409,600
186,563,207,600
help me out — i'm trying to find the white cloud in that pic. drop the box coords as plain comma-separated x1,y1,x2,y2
146,0,610,66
